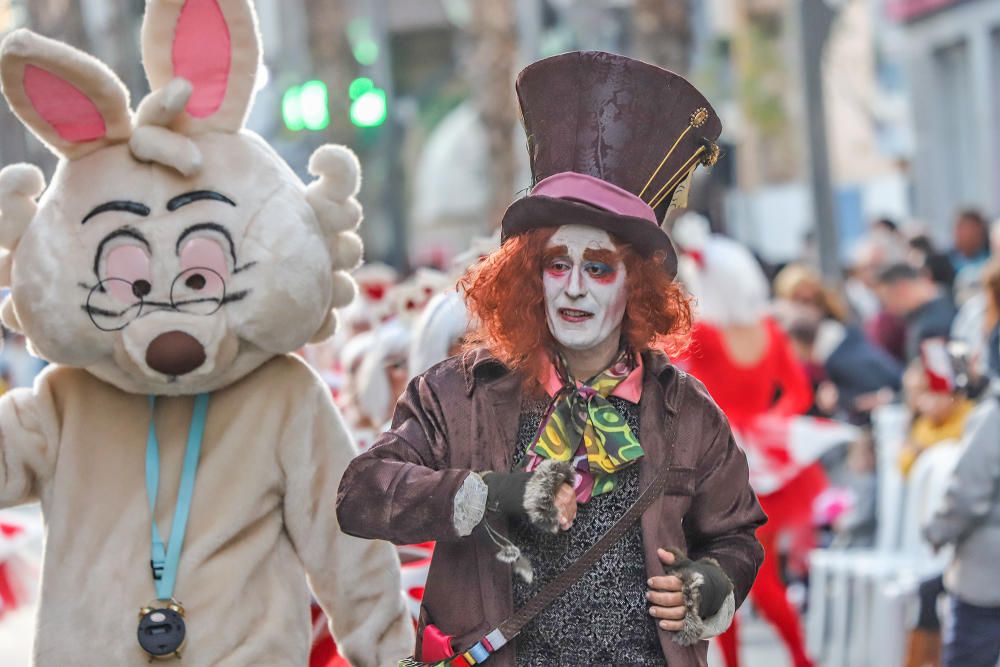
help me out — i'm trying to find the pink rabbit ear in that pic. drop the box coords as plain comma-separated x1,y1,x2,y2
0,30,132,160
142,0,261,134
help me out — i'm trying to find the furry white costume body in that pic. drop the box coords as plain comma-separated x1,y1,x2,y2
0,0,412,664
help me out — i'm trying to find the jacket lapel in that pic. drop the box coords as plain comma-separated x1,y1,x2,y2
638,350,678,477
462,350,525,472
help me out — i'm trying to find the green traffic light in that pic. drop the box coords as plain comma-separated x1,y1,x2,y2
282,85,304,132
300,80,330,131
353,39,379,66
349,77,375,101
348,18,379,66
350,88,388,128
282,80,330,132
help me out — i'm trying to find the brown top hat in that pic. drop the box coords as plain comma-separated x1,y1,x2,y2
501,51,722,278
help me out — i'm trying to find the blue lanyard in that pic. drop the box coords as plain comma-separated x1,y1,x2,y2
146,393,210,602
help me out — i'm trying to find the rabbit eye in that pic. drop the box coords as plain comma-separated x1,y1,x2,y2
103,244,152,304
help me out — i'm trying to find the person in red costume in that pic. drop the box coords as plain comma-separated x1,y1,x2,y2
675,214,824,667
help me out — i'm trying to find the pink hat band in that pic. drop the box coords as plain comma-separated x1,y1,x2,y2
530,172,657,225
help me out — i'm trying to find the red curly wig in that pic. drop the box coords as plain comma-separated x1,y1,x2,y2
460,227,692,385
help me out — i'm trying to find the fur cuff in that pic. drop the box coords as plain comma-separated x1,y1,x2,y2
668,557,734,646
671,566,707,646
700,591,736,639
523,460,576,534
452,473,488,537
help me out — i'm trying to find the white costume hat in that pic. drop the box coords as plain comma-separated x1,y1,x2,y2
355,320,411,427
674,212,770,327
408,291,470,379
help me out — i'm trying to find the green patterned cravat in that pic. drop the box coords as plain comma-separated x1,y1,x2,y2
529,349,644,497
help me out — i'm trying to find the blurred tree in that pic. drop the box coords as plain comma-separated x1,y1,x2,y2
731,3,799,186
466,0,518,227
633,0,691,74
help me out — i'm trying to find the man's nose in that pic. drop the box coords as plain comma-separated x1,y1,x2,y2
565,266,587,299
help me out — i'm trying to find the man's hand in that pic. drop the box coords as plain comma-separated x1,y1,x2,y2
554,482,577,530
646,548,687,631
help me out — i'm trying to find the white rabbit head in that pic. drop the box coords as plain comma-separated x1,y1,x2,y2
0,0,363,396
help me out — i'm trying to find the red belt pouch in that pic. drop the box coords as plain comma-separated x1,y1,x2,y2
420,624,456,663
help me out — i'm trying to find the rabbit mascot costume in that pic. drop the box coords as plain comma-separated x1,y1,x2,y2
0,0,413,665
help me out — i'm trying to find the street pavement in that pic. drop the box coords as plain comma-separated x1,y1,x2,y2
708,611,792,667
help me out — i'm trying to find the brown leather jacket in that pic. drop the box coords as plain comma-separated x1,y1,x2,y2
337,348,766,666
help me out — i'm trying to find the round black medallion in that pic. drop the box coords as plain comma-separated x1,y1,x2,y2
137,606,186,658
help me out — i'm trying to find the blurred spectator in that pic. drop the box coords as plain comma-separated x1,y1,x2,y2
774,264,903,421
908,234,956,292
830,429,877,548
783,317,830,415
872,216,903,238
814,320,903,423
920,254,1000,667
948,209,992,308
898,358,973,476
949,208,991,276
849,231,910,361
951,259,1000,377
848,226,908,316
984,262,1000,376
875,263,956,362
773,263,850,323
844,263,882,325
924,389,1000,667
900,341,982,667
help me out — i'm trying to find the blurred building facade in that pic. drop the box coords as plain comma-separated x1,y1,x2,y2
697,0,913,265
892,0,1000,237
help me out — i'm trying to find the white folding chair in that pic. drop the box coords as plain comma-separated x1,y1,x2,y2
806,403,910,667
820,436,961,667
860,442,960,664
869,576,919,667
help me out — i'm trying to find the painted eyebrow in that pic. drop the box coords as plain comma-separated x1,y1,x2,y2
82,201,151,225
176,223,237,265
93,227,150,280
583,248,621,264
543,245,569,261
167,191,237,212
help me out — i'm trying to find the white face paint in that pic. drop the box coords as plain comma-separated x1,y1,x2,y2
543,225,628,353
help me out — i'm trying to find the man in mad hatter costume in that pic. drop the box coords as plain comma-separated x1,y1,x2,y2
337,51,765,666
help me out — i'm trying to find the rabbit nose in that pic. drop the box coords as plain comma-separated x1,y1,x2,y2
145,331,206,376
